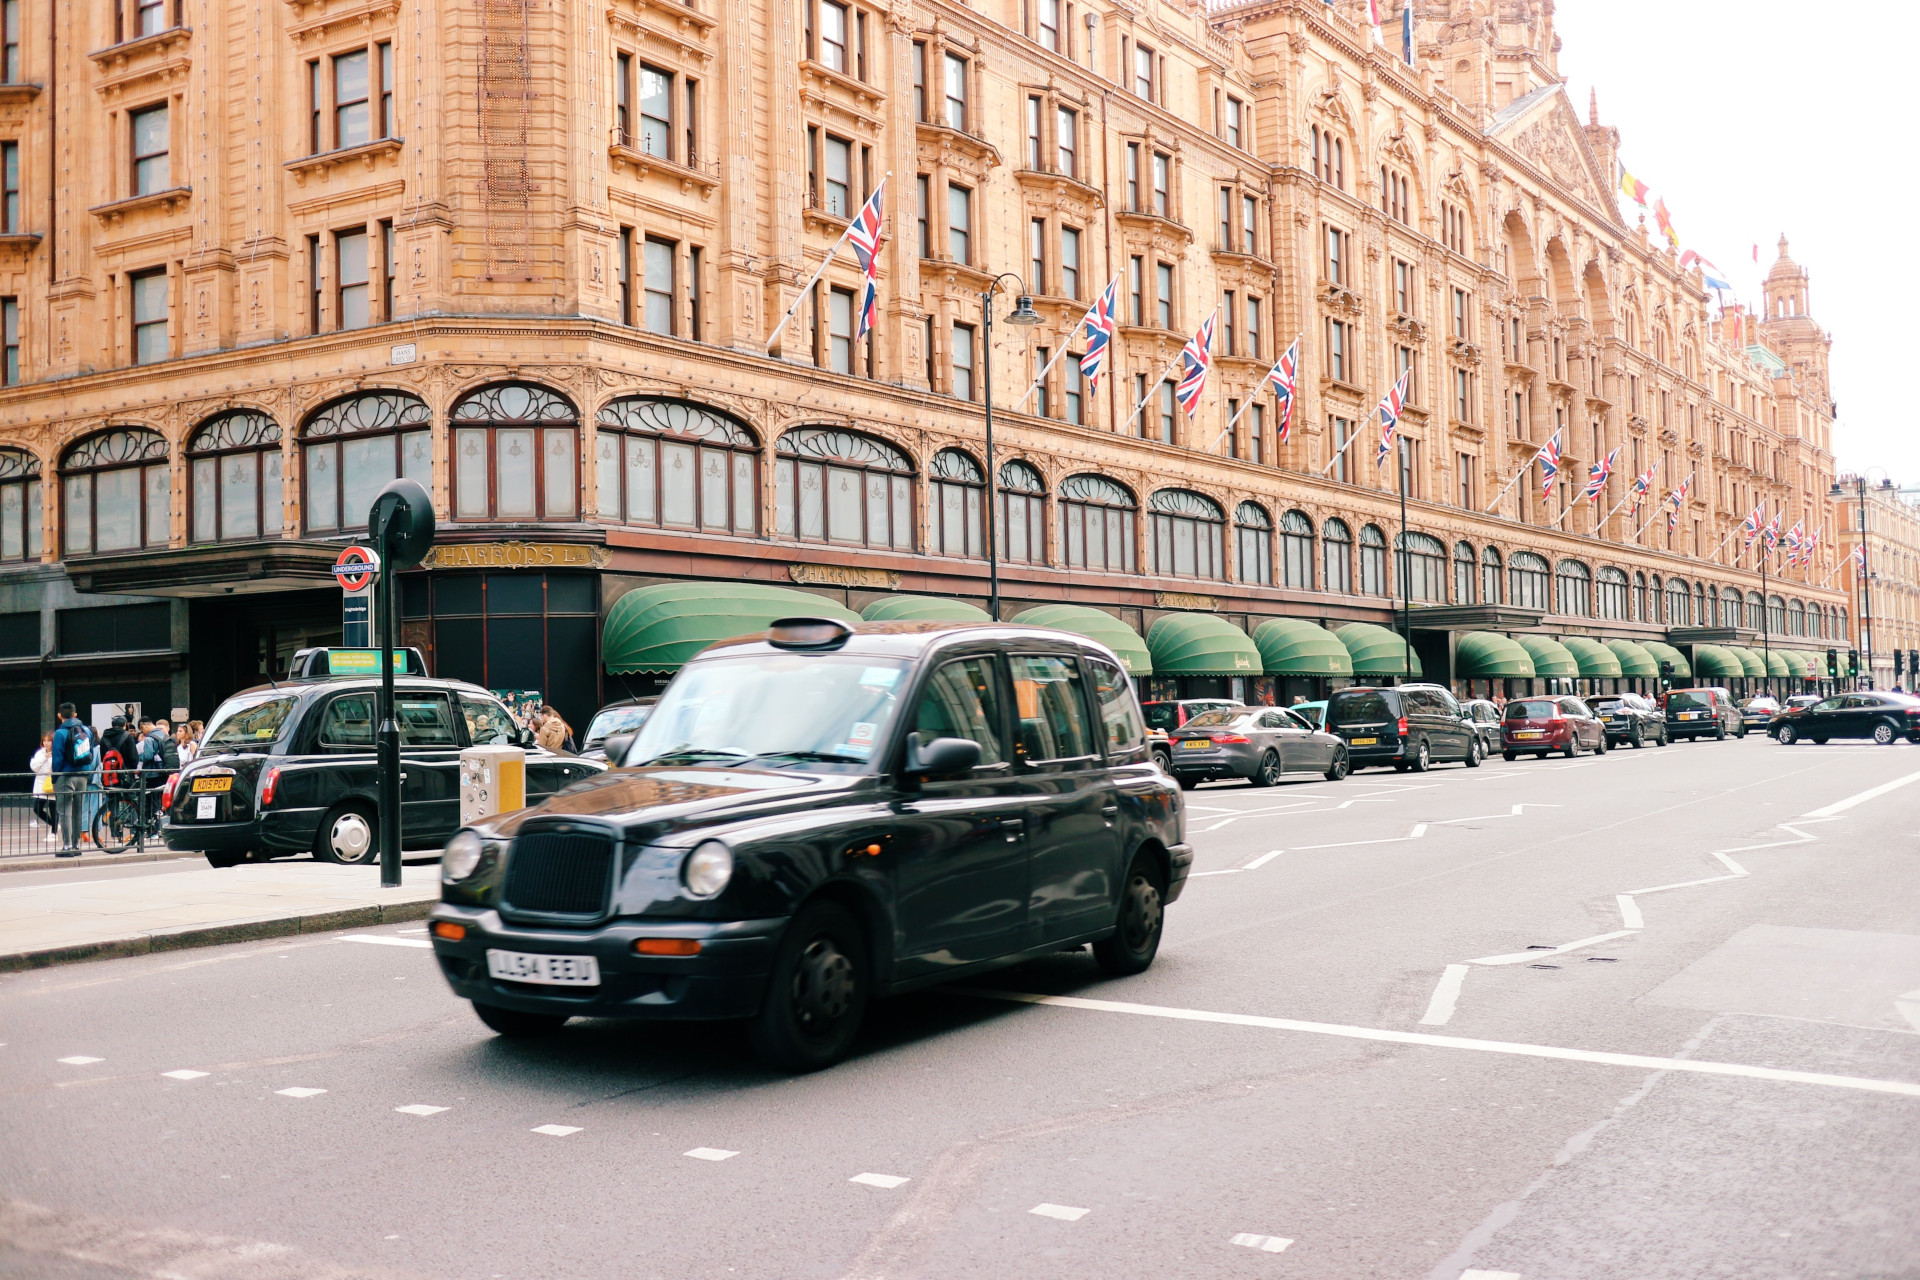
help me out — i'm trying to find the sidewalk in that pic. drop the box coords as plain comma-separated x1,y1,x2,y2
0,862,441,971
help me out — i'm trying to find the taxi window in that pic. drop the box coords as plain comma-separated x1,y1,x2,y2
318,695,375,748
913,658,1007,766
203,695,298,750
1140,703,1178,734
1010,654,1094,763
396,694,458,747
1088,660,1146,759
460,694,519,746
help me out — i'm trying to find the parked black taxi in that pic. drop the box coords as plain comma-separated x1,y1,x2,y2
161,665,604,868
428,617,1192,1072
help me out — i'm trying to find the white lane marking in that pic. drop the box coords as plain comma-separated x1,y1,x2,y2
1200,817,1239,832
1419,965,1471,1026
1897,990,1920,1034
1471,929,1638,967
1460,1272,1522,1279
56,1056,103,1066
850,1173,910,1189
1803,769,1920,817
1410,823,1429,838
1188,869,1243,878
685,1147,739,1161
531,1125,581,1137
161,1069,208,1081
1242,849,1285,871
275,1087,326,1098
1230,1233,1294,1253
1615,895,1644,930
395,1104,448,1116
1435,803,1562,825
338,934,433,949
1029,1204,1089,1221
967,990,1920,1098
1289,823,1428,852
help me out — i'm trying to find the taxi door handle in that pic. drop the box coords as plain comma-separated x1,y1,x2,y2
1100,805,1120,816
1000,817,1024,842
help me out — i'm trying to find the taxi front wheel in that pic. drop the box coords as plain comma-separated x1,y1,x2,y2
748,900,869,1072
1093,854,1164,977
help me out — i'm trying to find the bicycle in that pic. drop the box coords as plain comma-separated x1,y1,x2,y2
91,784,161,854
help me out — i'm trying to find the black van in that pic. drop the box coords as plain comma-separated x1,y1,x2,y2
1324,684,1483,771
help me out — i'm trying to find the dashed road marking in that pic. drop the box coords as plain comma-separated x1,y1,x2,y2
685,1148,739,1161
160,1070,208,1081
531,1125,581,1137
56,1057,102,1066
394,1104,448,1116
274,1087,326,1098
850,1173,910,1189
1470,929,1638,967
1419,965,1471,1026
338,934,433,949
1803,769,1920,818
1615,894,1644,929
1029,1203,1089,1221
1242,849,1285,870
1230,1233,1294,1253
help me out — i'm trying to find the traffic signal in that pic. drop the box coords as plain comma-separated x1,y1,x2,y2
1900,650,1908,678
1849,649,1860,676
1827,648,1839,677
1910,650,1918,682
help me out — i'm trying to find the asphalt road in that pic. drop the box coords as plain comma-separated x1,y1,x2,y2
3,735,1918,1280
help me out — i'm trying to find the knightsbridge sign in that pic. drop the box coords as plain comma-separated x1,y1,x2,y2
420,542,612,570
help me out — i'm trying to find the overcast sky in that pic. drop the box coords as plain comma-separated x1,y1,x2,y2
1551,0,1913,486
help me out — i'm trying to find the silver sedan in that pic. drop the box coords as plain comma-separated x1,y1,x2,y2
1165,707,1350,789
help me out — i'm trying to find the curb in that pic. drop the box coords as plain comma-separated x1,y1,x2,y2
0,849,205,874
0,898,438,973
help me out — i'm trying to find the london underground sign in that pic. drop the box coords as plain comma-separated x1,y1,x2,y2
332,545,381,592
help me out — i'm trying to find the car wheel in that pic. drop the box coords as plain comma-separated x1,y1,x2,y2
1251,751,1281,788
1324,750,1350,782
747,900,869,1072
1595,734,1607,755
1630,724,1644,749
204,849,247,869
1564,736,1581,759
314,802,378,865
1737,723,1748,738
471,1002,569,1038
1092,853,1166,978
1502,751,1516,762
1777,724,1797,746
1152,747,1172,775
1713,723,1726,741
1410,740,1432,773
1872,722,1897,746
1657,725,1669,746
1465,738,1483,769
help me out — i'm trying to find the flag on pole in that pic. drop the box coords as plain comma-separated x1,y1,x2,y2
1174,315,1215,416
1373,369,1410,467
1783,521,1806,565
1077,276,1121,392
1538,431,1562,501
1583,447,1619,504
1762,508,1783,552
1679,250,1733,293
1401,3,1414,64
1803,528,1821,568
845,180,888,339
1629,459,1659,508
1740,502,1766,551
1617,162,1651,207
1267,338,1300,445
1666,474,1692,533
1364,0,1382,41
1652,198,1679,249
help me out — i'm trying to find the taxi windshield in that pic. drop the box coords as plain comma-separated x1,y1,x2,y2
203,694,298,751
585,704,652,745
624,654,909,769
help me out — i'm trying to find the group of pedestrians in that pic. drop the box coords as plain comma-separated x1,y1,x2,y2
29,706,201,857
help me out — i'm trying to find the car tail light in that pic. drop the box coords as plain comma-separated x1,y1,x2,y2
1396,717,1409,737
260,766,281,807
1209,733,1250,744
160,772,179,808
1550,714,1566,724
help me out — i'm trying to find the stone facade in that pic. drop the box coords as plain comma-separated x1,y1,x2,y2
1834,480,1920,689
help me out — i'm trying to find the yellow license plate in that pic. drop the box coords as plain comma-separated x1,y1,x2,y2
1180,739,1212,749
1514,731,1543,739
191,776,233,793
1349,737,1377,746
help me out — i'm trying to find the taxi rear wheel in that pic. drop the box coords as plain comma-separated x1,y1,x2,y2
315,803,378,865
1093,854,1164,977
748,900,868,1073
471,1002,569,1038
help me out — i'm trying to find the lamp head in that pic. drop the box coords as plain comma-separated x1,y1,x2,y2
1007,295,1043,326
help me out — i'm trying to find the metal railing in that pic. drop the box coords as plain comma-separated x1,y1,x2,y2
0,770,159,859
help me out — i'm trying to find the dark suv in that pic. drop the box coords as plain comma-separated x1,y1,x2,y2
429,617,1191,1072
1591,693,1666,748
1663,687,1744,741
1324,684,1483,772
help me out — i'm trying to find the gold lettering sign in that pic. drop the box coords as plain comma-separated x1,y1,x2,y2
1155,591,1218,611
788,564,900,590
421,542,611,570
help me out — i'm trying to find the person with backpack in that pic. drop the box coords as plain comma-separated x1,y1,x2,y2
138,718,179,818
50,703,94,856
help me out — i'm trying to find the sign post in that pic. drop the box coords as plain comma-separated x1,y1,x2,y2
365,482,435,888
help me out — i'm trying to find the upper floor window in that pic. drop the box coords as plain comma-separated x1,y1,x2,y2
810,0,851,74
1242,194,1258,256
1441,201,1469,255
943,53,969,130
1037,0,1061,52
775,427,914,550
1596,567,1629,620
998,460,1047,564
1149,489,1225,580
117,0,178,43
1132,43,1155,101
450,383,578,523
131,103,168,194
1380,167,1410,223
60,428,168,556
595,397,757,536
130,267,168,364
1453,541,1476,604
1309,124,1344,189
1056,106,1077,178
1322,518,1353,593
1324,224,1349,286
1060,225,1081,299
928,448,985,559
2,0,20,83
187,411,283,544
2,141,18,233
1,295,18,385
1279,511,1313,588
951,321,975,399
1224,95,1245,149
911,42,927,121
301,391,431,535
308,41,393,155
1481,545,1503,605
1393,259,1414,314
1452,288,1470,339
1060,473,1136,573
1235,502,1272,586
1152,151,1171,217
0,447,42,562
948,182,971,263
1359,524,1388,596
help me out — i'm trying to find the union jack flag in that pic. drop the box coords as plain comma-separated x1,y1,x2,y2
1762,508,1783,552
1629,459,1659,508
1666,474,1692,533
1538,432,1562,501
1267,338,1300,445
1740,502,1766,550
1175,314,1215,415
1583,447,1619,503
1078,276,1121,392
1783,520,1806,565
1373,369,1410,466
1798,527,1819,568
845,179,888,339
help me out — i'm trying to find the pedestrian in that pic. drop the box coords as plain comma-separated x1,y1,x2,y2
100,715,136,787
30,731,57,841
535,705,573,754
50,702,94,856
138,718,179,817
174,722,197,765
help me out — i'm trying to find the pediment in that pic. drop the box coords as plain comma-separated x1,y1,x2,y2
1489,86,1612,215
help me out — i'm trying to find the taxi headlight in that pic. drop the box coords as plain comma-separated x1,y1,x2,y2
443,829,486,881
682,841,734,898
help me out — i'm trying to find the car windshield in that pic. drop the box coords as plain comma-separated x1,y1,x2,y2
623,654,909,769
1328,692,1391,724
1183,710,1250,729
1505,699,1556,720
1667,691,1710,710
202,694,298,751
1743,697,1779,711
585,704,652,745
459,694,519,746
1592,699,1625,712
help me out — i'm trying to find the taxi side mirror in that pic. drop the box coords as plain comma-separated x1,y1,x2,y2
518,727,538,750
906,732,981,777
602,733,635,765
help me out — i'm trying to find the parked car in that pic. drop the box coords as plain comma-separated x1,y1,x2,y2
580,697,656,762
1458,699,1505,755
1324,684,1483,772
430,616,1192,1072
1770,691,1920,745
1166,706,1350,787
1140,699,1243,734
163,668,606,868
1591,693,1667,748
1290,700,1328,731
1738,695,1782,732
1502,696,1608,759
1663,687,1744,741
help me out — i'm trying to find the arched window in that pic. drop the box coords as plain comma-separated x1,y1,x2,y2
774,427,915,549
1716,587,1737,629
1509,551,1550,610
1666,577,1689,626
1555,559,1592,617
928,448,985,558
1596,567,1629,620
1693,584,1707,628
1280,510,1314,589
1358,524,1388,596
1394,531,1445,602
1633,572,1648,622
1322,518,1353,594
1839,606,1849,642
61,428,169,555
1743,591,1762,630
1481,545,1503,605
1788,599,1806,637
595,398,757,535
1768,595,1787,634
1308,123,1345,190
1060,474,1136,573
997,460,1047,565
1149,489,1225,580
1454,541,1477,605
450,383,578,522
1235,502,1272,586
187,411,282,544
302,391,431,534
0,448,43,563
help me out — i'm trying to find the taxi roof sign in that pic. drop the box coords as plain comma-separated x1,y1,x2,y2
288,647,427,679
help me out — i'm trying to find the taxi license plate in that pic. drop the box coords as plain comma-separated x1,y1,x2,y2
1514,730,1543,739
1349,737,1378,746
191,776,232,793
486,950,601,987
1181,739,1212,750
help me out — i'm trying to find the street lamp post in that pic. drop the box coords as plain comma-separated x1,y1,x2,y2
1831,471,1894,691
981,275,1043,621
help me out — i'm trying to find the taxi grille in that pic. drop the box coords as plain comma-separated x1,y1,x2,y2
501,830,615,918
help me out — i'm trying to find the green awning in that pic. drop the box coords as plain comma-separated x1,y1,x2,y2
1762,649,1794,678
1724,646,1768,678
602,582,859,673
860,595,992,623
1605,639,1660,678
1642,640,1691,679
1335,623,1423,677
1250,618,1353,677
1145,613,1262,676
1455,631,1536,679
1774,649,1809,678
1689,644,1744,680
1788,649,1823,678
1014,604,1151,675
1514,634,1579,679
1560,636,1623,679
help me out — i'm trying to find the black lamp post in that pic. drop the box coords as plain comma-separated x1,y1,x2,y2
1831,471,1893,690
981,274,1043,621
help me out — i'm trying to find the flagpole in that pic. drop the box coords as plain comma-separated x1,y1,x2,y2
1631,470,1694,543
762,173,891,356
1210,391,1262,453
1484,444,1546,515
1012,275,1120,412
1317,418,1361,478
1120,307,1216,436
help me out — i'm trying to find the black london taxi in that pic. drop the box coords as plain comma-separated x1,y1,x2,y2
161,661,604,868
428,617,1192,1072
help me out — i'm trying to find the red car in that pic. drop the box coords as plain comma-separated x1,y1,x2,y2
1501,696,1609,760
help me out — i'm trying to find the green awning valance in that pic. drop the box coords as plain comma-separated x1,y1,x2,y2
1336,623,1423,677
1689,644,1744,680
1788,649,1823,677
603,582,860,673
1725,646,1768,678
1774,650,1809,678
1014,604,1151,675
1455,631,1536,679
1763,649,1794,678
1560,636,1624,679
1145,612,1262,676
1514,634,1579,679
1605,639,1660,678
860,595,992,623
1250,618,1353,677
1642,640,1691,679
